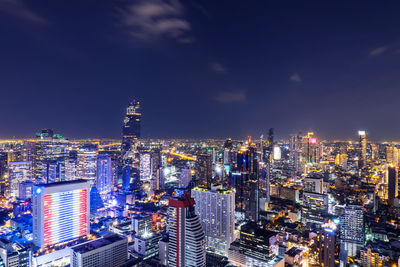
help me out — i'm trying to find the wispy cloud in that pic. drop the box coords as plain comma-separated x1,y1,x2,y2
290,72,301,83
210,62,227,73
369,46,388,57
214,90,246,103
0,0,47,24
117,0,192,43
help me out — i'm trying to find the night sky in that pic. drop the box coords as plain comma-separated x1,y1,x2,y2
1,0,400,141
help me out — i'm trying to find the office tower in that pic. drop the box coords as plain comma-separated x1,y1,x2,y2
289,133,303,175
96,154,112,196
76,144,98,183
65,153,77,181
132,213,153,236
9,161,33,198
262,129,274,206
235,144,259,222
0,239,30,267
167,194,206,267
41,160,64,184
223,139,234,166
302,192,328,228
34,129,68,183
317,228,339,267
387,166,398,205
191,185,235,256
18,180,34,200
133,233,162,260
179,167,192,188
358,130,367,167
340,205,364,257
69,234,128,267
121,99,141,155
304,131,319,164
195,153,212,186
228,222,283,267
33,180,90,249
140,151,151,182
304,176,324,194
151,166,164,192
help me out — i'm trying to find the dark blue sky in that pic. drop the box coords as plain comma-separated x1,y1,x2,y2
1,0,400,141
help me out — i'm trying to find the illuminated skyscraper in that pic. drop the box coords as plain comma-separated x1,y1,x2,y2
9,161,33,198
167,194,206,267
32,179,90,249
340,205,364,257
140,151,151,182
358,131,367,167
76,144,98,183
195,153,212,187
34,129,68,183
122,99,141,155
96,154,112,196
191,185,235,256
235,143,259,222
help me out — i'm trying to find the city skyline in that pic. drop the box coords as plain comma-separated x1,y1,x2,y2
2,1,400,140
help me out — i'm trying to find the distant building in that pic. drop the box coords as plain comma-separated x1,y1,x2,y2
9,161,33,198
122,99,141,154
76,145,98,183
70,234,128,267
96,154,112,196
33,180,91,249
387,166,398,206
18,180,34,200
195,153,212,186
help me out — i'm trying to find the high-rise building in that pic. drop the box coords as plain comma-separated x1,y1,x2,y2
387,166,398,205
122,99,141,155
32,180,90,249
317,227,339,267
191,185,235,256
18,180,34,200
76,144,98,183
358,131,367,167
96,154,112,196
302,192,328,228
140,151,151,182
9,161,33,198
167,194,206,267
195,154,212,187
235,144,259,222
179,167,192,189
34,129,68,183
340,205,364,257
69,234,128,267
228,222,283,267
132,213,153,237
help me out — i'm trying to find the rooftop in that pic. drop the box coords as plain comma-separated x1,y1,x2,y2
36,179,89,188
70,234,126,254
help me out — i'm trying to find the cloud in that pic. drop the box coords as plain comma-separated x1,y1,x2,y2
0,0,47,24
117,0,192,43
290,72,301,82
369,46,388,57
214,91,246,103
210,62,227,73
